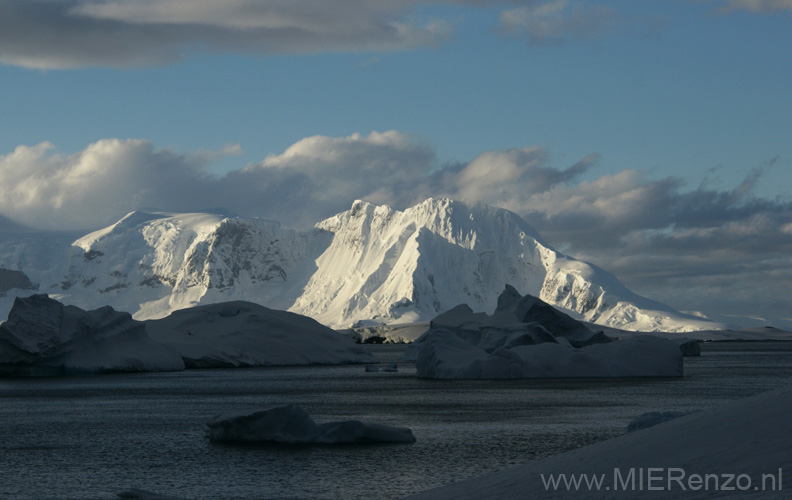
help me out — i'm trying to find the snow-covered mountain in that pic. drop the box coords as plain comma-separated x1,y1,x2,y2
0,198,719,332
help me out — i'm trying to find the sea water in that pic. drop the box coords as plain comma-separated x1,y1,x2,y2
1,342,792,500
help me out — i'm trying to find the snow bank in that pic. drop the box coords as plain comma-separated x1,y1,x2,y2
145,301,375,368
0,294,184,376
206,405,416,445
403,386,792,499
412,286,683,379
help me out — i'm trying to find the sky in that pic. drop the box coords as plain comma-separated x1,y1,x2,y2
0,0,791,328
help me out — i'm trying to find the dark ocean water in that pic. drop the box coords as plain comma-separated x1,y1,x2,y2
1,342,791,500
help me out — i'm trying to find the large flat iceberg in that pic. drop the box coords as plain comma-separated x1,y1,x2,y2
0,294,184,376
206,405,416,445
145,301,375,368
412,285,683,379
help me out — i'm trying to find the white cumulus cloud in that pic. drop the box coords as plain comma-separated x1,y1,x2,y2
0,139,214,230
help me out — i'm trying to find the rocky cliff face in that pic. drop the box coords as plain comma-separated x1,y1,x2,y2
0,199,717,332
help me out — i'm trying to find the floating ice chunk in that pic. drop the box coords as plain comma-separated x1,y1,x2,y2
116,488,194,500
626,410,693,432
206,405,416,445
365,363,399,372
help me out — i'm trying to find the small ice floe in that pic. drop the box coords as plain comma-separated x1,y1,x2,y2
206,405,416,445
365,363,398,372
626,410,694,432
116,488,194,500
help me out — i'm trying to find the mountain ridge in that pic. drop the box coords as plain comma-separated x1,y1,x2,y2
0,198,721,332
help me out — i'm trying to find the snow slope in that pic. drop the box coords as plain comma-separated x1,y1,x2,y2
403,385,792,499
0,199,720,332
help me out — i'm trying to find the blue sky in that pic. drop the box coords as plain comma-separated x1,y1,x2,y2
0,0,791,327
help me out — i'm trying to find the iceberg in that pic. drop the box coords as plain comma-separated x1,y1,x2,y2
145,301,375,368
365,363,399,372
206,405,416,445
116,488,194,500
0,294,184,376
0,295,374,376
412,286,683,379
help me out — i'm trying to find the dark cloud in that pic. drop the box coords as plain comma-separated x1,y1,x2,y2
0,0,452,69
0,0,669,69
522,164,792,326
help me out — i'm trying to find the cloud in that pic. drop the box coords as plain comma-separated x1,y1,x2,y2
2,132,790,326
497,1,648,45
221,130,437,228
0,131,436,230
0,139,216,230
0,0,452,69
713,0,792,13
0,0,669,69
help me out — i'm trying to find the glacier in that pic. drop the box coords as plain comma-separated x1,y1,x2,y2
0,198,720,332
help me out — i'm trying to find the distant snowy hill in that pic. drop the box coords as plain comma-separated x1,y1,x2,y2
0,198,720,332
